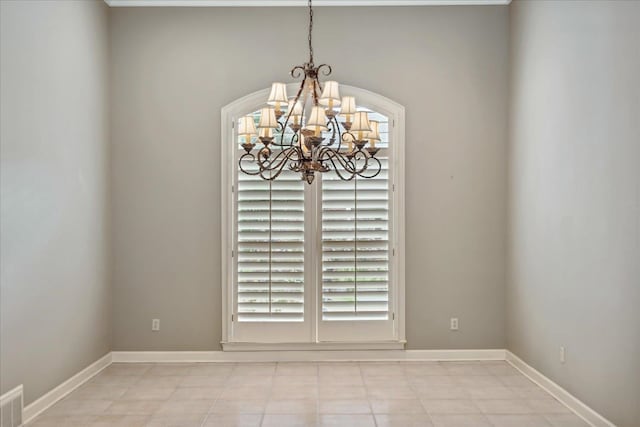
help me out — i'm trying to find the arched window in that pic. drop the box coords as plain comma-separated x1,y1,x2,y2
221,85,405,349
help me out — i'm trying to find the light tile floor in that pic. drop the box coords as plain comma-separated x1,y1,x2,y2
28,361,590,426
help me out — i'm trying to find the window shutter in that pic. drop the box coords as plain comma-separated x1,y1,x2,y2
237,150,305,322
321,111,390,321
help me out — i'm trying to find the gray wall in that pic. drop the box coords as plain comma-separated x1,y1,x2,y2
0,0,111,404
110,6,509,351
507,1,640,426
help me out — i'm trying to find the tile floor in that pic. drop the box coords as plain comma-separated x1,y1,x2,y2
28,361,590,426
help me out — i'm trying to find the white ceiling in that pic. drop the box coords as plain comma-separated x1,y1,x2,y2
104,0,511,7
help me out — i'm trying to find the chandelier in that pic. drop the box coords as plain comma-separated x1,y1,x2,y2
237,0,382,184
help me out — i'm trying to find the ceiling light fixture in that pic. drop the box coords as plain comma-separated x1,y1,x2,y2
238,0,382,184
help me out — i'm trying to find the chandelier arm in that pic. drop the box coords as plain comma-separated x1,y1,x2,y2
284,146,304,173
320,148,360,177
258,165,285,181
312,76,321,106
349,149,371,171
345,149,373,176
356,155,383,179
238,152,263,176
270,140,288,148
349,131,358,140
290,154,306,173
324,115,339,148
333,115,343,149
314,145,328,162
290,65,306,79
255,145,272,167
349,149,383,179
257,146,296,171
257,147,301,180
318,149,346,178
340,131,351,152
315,145,333,164
316,64,332,77
291,76,306,109
299,80,309,121
290,146,306,172
260,151,296,181
291,132,308,160
343,129,357,144
296,90,310,158
322,151,358,181
271,123,288,148
294,130,303,155
327,150,382,181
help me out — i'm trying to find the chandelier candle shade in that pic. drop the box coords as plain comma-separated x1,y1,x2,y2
288,99,303,126
238,116,257,149
238,0,382,184
319,81,341,110
367,120,381,148
340,96,357,123
267,82,288,115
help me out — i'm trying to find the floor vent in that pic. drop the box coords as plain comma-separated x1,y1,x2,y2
0,386,23,427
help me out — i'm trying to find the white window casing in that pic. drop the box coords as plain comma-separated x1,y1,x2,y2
221,84,405,349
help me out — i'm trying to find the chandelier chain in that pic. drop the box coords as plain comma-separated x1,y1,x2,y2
308,0,314,64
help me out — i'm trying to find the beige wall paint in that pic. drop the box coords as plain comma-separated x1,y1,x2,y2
0,1,111,404
507,1,640,426
110,6,509,351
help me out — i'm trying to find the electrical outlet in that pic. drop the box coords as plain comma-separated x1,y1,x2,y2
152,319,160,331
450,317,459,331
560,346,566,364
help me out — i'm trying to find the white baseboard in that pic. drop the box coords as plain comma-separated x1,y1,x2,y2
22,352,112,424
110,349,506,363
505,351,615,427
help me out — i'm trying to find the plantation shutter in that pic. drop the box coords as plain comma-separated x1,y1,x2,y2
236,146,306,322
321,112,390,321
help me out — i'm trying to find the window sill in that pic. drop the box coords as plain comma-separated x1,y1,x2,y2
221,341,406,352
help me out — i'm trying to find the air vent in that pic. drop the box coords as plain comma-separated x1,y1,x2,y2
0,385,23,427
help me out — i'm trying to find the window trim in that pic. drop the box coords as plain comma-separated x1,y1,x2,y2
221,84,406,349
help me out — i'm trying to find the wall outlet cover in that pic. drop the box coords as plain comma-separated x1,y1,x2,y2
450,318,459,331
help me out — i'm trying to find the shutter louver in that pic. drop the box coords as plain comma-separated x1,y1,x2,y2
321,111,390,321
237,145,305,322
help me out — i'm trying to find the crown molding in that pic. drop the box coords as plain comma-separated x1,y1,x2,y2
104,0,511,7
